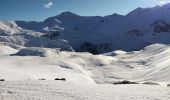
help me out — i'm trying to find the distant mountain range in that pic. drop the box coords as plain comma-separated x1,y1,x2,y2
1,3,170,54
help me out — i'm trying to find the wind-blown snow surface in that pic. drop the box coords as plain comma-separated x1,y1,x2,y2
1,43,170,99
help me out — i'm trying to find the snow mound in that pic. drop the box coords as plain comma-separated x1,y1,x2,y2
103,50,127,56
12,47,59,57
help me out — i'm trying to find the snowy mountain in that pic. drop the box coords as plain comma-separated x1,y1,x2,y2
0,21,74,51
0,3,170,54
11,3,170,54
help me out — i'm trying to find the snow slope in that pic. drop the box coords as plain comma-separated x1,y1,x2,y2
1,43,170,84
0,45,17,56
97,43,170,83
0,21,22,36
0,46,94,83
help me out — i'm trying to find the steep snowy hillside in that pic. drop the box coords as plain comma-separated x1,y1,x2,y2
14,3,170,54
0,21,22,36
0,21,74,51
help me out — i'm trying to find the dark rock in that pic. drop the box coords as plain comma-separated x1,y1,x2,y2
0,79,5,81
142,82,159,85
113,80,139,85
128,29,143,37
54,78,66,81
39,78,46,80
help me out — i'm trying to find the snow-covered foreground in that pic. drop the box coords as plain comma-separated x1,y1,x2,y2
1,43,170,99
0,80,170,100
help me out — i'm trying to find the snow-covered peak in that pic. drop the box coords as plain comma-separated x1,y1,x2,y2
126,7,144,16
126,4,170,21
44,11,79,23
59,11,79,17
111,13,123,17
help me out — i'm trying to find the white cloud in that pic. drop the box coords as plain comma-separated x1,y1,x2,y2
159,0,170,4
44,1,53,8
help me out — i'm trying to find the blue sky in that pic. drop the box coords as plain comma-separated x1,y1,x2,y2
0,0,169,21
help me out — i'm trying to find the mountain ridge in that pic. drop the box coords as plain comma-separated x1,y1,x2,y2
1,3,170,54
